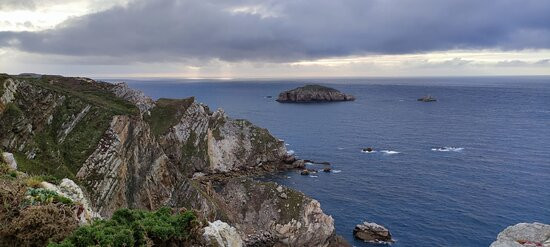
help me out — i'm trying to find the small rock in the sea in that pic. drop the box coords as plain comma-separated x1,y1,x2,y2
353,221,394,243
417,95,437,102
362,147,374,152
323,167,332,173
300,169,310,176
318,161,331,165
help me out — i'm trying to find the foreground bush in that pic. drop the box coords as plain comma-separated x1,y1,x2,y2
0,178,79,246
50,207,199,246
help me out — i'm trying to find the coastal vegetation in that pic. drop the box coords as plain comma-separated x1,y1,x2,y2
146,97,195,136
49,208,199,247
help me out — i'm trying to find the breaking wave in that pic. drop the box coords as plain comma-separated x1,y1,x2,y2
431,147,464,152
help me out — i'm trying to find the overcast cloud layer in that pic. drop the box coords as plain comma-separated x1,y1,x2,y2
1,0,550,64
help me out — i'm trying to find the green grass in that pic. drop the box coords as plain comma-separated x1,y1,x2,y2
297,84,339,93
29,75,138,115
49,208,198,247
146,97,195,136
1,76,140,181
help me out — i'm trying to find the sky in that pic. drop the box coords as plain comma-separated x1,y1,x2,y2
0,0,549,78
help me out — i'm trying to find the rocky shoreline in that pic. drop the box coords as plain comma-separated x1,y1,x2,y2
0,74,348,246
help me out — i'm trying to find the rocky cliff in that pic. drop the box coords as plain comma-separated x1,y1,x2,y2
0,74,345,246
276,84,355,103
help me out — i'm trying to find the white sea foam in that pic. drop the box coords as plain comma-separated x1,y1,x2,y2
309,175,318,178
285,143,290,146
337,147,345,150
305,162,313,166
431,147,464,152
332,170,342,173
381,150,400,154
361,150,377,154
286,150,295,155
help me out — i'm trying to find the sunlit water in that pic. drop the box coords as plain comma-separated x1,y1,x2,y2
112,77,550,246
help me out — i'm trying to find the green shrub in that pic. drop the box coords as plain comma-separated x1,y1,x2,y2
50,208,198,247
24,188,73,206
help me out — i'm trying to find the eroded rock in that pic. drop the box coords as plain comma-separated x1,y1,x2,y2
353,221,393,243
490,223,550,247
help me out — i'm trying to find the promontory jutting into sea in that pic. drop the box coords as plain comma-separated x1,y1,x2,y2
0,1,549,246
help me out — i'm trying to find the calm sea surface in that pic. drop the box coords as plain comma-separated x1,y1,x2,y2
109,77,550,247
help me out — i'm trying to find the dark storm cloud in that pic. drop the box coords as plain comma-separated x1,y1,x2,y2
1,0,550,62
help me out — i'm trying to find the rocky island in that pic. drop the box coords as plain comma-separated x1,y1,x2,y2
276,84,355,103
0,74,349,246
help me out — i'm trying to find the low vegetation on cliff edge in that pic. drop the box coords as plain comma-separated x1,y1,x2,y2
49,208,200,247
0,163,201,246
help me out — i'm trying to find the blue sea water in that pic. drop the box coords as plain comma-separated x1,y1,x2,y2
114,77,550,247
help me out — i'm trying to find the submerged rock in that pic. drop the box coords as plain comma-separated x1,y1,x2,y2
276,84,355,103
353,221,393,243
490,222,550,247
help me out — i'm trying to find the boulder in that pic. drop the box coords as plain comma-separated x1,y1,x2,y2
1,152,17,170
323,167,332,173
203,220,243,247
353,221,393,243
490,222,550,247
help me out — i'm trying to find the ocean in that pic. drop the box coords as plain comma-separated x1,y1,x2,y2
113,77,550,247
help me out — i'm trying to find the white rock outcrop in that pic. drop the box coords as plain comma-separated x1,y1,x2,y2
490,223,550,247
1,152,17,170
111,82,155,115
40,178,100,224
0,78,19,106
203,220,243,247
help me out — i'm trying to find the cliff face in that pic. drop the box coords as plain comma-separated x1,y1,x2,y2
0,75,343,246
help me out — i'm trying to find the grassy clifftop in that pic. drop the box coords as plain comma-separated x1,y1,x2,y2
0,75,139,180
145,97,195,136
